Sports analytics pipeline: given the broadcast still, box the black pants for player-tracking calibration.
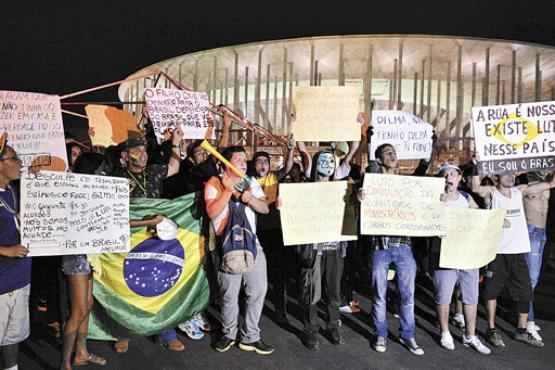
[297,247,344,333]
[258,229,288,314]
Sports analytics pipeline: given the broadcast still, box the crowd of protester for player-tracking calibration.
[1,108,555,370]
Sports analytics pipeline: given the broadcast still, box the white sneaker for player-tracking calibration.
[451,313,465,329]
[399,337,425,356]
[527,321,543,342]
[463,335,491,355]
[440,331,455,351]
[528,321,541,332]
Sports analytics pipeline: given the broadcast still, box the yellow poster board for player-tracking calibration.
[439,208,506,269]
[279,181,357,246]
[292,86,361,142]
[360,174,446,236]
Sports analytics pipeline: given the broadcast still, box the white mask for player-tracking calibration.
[316,152,335,177]
[156,217,178,241]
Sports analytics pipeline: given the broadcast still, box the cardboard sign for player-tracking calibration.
[21,171,131,256]
[439,208,506,269]
[0,90,68,170]
[144,88,214,141]
[370,110,433,160]
[361,174,445,236]
[292,86,361,142]
[279,181,357,246]
[472,101,555,174]
[85,104,139,147]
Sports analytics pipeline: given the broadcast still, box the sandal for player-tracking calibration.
[73,353,107,366]
[164,338,185,352]
[114,339,129,353]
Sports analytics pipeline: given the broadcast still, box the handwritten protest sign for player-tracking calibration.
[370,110,433,160]
[144,88,214,141]
[21,171,131,257]
[85,104,139,147]
[292,86,361,142]
[472,101,555,174]
[0,90,68,170]
[361,174,445,236]
[439,208,505,269]
[279,181,357,246]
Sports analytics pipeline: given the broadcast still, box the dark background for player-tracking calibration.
[2,1,554,115]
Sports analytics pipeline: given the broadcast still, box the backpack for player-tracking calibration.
[219,199,258,274]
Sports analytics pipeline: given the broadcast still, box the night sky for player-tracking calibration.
[2,1,554,135]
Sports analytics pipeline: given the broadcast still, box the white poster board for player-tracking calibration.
[360,174,446,236]
[279,181,357,246]
[144,88,214,141]
[0,90,68,170]
[21,171,131,256]
[472,101,555,174]
[370,110,433,160]
[292,86,361,142]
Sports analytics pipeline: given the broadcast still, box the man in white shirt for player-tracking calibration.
[472,171,555,348]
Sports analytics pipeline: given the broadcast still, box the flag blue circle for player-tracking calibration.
[123,238,185,297]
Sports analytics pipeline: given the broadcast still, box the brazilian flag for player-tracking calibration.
[88,193,209,340]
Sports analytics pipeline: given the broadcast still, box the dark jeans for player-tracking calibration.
[258,229,288,315]
[297,247,344,333]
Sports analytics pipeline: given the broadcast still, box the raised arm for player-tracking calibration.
[278,135,295,181]
[167,128,184,177]
[519,172,555,195]
[297,140,312,179]
[218,109,232,149]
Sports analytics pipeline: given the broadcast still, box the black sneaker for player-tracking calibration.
[514,330,544,348]
[238,340,275,355]
[214,336,235,353]
[302,330,320,351]
[326,327,345,345]
[487,328,505,348]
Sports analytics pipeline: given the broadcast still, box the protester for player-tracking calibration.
[111,128,186,352]
[523,171,551,341]
[472,171,555,348]
[358,125,433,356]
[430,164,490,354]
[60,153,107,369]
[252,136,295,324]
[204,145,274,355]
[0,134,30,370]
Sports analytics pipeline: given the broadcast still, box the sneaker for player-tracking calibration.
[178,319,204,340]
[302,330,320,351]
[374,336,387,353]
[399,337,424,356]
[192,312,212,332]
[527,322,543,342]
[238,340,275,355]
[486,328,505,348]
[326,327,344,345]
[514,330,544,348]
[451,313,466,329]
[440,331,455,351]
[463,335,491,355]
[213,336,235,353]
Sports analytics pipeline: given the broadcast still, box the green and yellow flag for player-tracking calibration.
[88,193,209,340]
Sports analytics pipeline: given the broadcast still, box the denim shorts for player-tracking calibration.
[433,268,479,305]
[62,254,91,276]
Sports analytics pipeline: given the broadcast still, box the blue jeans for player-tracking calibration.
[371,246,417,340]
[526,225,546,322]
[159,329,177,343]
